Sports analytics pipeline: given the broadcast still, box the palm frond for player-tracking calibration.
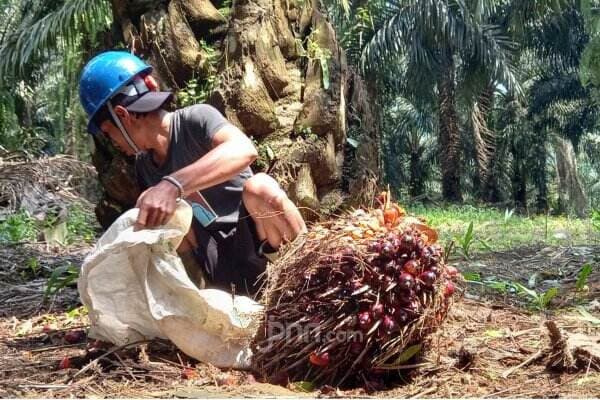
[359,0,519,94]
[0,0,111,80]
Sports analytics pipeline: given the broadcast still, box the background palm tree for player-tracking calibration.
[382,95,437,198]
[0,0,111,156]
[360,0,520,202]
[1,0,599,220]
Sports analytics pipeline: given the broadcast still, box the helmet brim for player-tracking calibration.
[86,91,173,134]
[125,91,173,113]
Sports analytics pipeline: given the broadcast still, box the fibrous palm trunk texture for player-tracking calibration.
[91,0,380,228]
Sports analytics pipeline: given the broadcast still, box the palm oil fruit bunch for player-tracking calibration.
[253,199,459,388]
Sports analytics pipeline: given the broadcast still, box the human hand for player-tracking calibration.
[134,180,180,230]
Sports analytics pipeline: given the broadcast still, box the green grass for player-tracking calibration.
[407,204,599,255]
[0,210,38,242]
[0,204,98,245]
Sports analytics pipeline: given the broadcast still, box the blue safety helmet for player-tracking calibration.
[79,51,171,134]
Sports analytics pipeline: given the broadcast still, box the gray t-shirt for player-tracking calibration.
[135,104,253,229]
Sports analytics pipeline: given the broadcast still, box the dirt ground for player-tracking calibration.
[0,242,598,398]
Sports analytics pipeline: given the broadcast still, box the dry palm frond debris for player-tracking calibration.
[0,155,97,211]
[545,320,600,371]
[252,192,461,388]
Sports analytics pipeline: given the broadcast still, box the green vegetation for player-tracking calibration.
[592,209,600,231]
[65,205,97,243]
[461,262,597,312]
[177,40,220,107]
[465,272,560,311]
[0,204,97,244]
[44,262,79,299]
[322,0,600,216]
[298,30,332,89]
[576,264,593,291]
[0,0,111,157]
[408,204,598,254]
[0,210,37,242]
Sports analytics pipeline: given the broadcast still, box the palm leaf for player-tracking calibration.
[359,0,520,95]
[0,0,112,80]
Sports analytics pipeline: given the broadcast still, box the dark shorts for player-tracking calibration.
[191,204,267,296]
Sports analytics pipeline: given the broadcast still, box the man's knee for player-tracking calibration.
[243,173,286,206]
[177,227,198,253]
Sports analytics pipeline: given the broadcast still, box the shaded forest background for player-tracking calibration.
[1,0,600,224]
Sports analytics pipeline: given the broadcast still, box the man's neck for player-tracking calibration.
[148,109,172,166]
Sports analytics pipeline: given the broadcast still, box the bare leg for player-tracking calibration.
[177,226,205,288]
[177,227,199,254]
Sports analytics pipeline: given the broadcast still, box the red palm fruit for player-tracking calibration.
[428,265,441,276]
[384,260,397,275]
[309,351,330,367]
[377,328,390,340]
[181,367,199,380]
[367,267,381,286]
[415,237,425,253]
[420,245,439,265]
[400,234,415,251]
[382,315,396,333]
[350,279,363,291]
[367,241,383,253]
[383,207,399,225]
[419,271,437,288]
[444,281,455,297]
[340,263,354,277]
[358,311,372,329]
[319,255,334,265]
[58,357,71,370]
[386,232,397,241]
[446,266,459,278]
[64,330,85,344]
[347,315,358,328]
[341,247,355,263]
[402,259,419,275]
[397,288,414,304]
[350,341,364,354]
[381,243,394,258]
[397,272,415,290]
[371,303,384,319]
[394,309,409,324]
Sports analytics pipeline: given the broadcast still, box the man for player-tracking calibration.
[79,51,306,294]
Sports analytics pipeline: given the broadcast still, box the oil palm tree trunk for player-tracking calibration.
[532,128,548,213]
[91,0,380,227]
[472,84,498,202]
[511,143,527,211]
[438,54,462,202]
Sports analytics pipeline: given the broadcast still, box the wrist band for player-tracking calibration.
[161,175,184,200]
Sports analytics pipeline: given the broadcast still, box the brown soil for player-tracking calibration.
[1,243,598,398]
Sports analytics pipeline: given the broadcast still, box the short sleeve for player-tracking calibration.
[182,104,232,148]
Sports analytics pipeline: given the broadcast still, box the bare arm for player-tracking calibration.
[169,124,257,195]
[135,124,257,228]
